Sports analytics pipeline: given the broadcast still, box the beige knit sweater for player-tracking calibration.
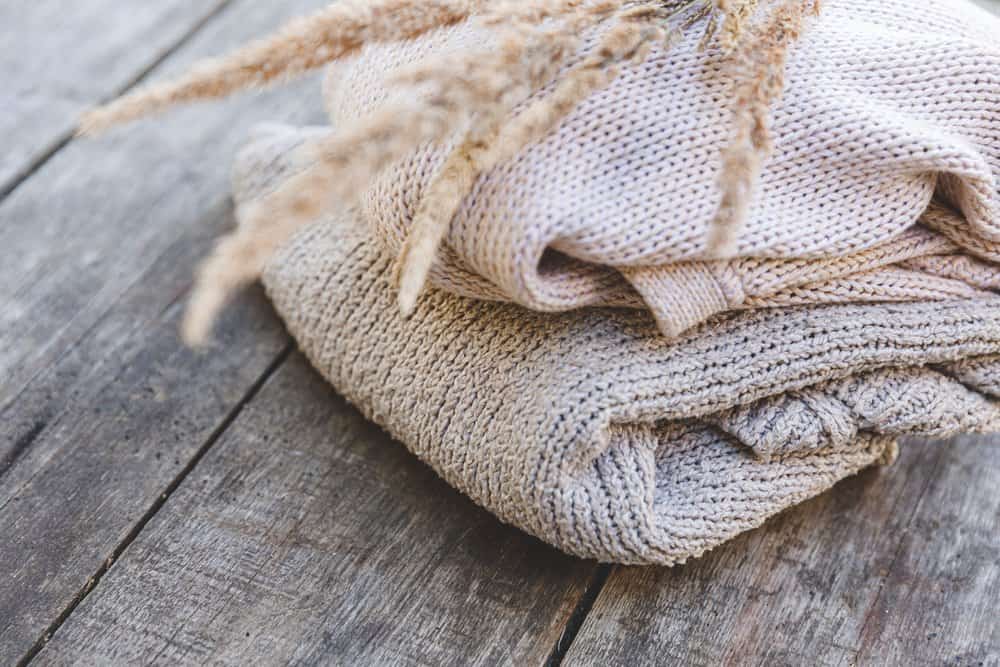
[323,0,1000,336]
[237,125,1000,564]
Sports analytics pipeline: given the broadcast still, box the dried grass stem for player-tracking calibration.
[81,0,819,343]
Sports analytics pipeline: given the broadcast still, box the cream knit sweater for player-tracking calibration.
[323,0,1000,336]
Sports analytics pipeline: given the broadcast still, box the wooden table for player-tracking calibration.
[2,2,999,665]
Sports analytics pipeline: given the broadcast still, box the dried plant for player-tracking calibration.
[81,0,819,344]
[79,0,484,134]
[707,0,820,258]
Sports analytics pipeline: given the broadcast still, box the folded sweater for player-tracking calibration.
[84,0,1000,565]
[241,125,1000,564]
[323,0,1000,335]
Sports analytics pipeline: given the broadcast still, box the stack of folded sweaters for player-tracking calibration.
[92,0,1000,564]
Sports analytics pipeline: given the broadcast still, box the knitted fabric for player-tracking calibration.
[321,0,1000,336]
[236,127,1000,565]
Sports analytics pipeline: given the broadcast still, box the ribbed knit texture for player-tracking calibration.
[321,0,1000,336]
[236,124,1000,564]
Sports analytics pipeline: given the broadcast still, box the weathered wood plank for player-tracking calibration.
[0,0,230,197]
[0,0,334,660]
[562,438,1000,666]
[31,355,593,667]
[0,1,326,420]
[854,435,1000,665]
[0,208,289,662]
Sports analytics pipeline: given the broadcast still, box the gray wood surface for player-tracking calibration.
[2,1,1000,666]
[32,356,592,666]
[0,0,329,659]
[0,0,230,197]
[563,438,1000,666]
[854,435,1000,665]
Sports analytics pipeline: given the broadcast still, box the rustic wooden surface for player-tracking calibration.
[33,357,592,666]
[2,2,999,666]
[564,438,1000,667]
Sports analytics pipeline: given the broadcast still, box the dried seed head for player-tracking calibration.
[82,0,819,343]
[79,0,483,135]
[705,0,820,258]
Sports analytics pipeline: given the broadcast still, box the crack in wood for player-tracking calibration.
[1,418,51,480]
[545,564,613,667]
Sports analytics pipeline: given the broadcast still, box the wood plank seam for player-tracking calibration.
[0,0,235,203]
[545,564,613,667]
[1,420,47,481]
[25,351,594,665]
[14,343,294,667]
[1,2,328,655]
[0,237,185,475]
[0,198,227,455]
[0,193,235,423]
[557,438,988,664]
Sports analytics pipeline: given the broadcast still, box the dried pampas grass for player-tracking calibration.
[708,0,820,258]
[81,0,820,345]
[79,0,484,134]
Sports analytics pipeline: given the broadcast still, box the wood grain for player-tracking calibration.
[0,0,230,197]
[3,1,1000,665]
[0,1,326,420]
[0,206,288,662]
[564,438,999,666]
[854,435,1000,665]
[0,1,331,660]
[32,355,593,667]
